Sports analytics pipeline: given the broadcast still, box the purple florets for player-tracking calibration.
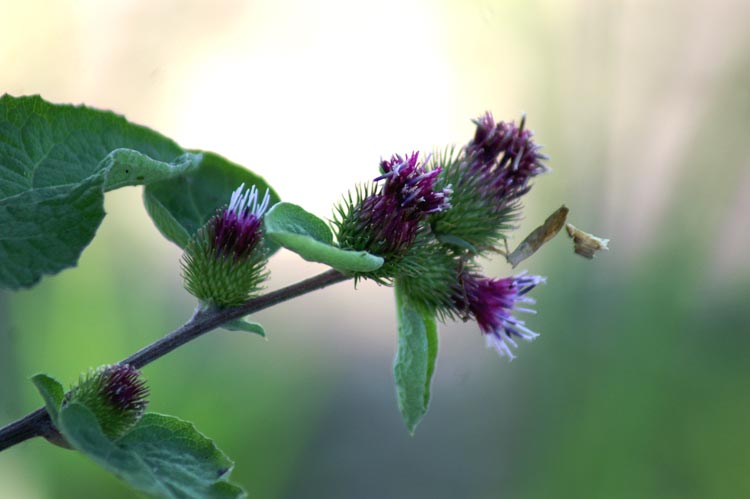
[352,152,451,257]
[212,184,270,260]
[453,270,545,360]
[101,364,149,415]
[465,113,549,204]
[376,152,452,215]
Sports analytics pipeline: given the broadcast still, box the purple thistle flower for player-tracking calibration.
[466,112,549,204]
[454,270,545,360]
[341,152,451,258]
[211,183,270,260]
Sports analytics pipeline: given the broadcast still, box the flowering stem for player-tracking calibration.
[0,268,350,452]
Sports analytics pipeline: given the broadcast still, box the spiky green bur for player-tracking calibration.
[430,114,549,254]
[182,223,268,307]
[430,146,519,252]
[333,184,402,282]
[394,237,462,317]
[63,364,149,440]
[182,184,270,307]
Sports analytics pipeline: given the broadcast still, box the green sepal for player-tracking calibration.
[264,202,384,272]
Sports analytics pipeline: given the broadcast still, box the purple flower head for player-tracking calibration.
[100,364,149,416]
[211,184,271,260]
[466,112,549,204]
[376,152,452,215]
[454,270,545,360]
[353,152,451,256]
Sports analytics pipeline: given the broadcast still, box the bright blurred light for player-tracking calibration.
[167,0,457,215]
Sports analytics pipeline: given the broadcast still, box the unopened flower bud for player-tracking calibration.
[64,364,149,439]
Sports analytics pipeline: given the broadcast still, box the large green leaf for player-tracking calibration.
[0,94,189,289]
[393,281,439,434]
[0,95,280,289]
[264,202,383,272]
[57,402,246,499]
[143,151,281,253]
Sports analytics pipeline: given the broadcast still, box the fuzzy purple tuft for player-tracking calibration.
[212,184,270,260]
[376,152,452,215]
[465,112,548,205]
[454,270,545,360]
[101,364,149,415]
[356,152,451,256]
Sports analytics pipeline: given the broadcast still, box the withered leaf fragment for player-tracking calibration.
[507,205,569,267]
[566,223,610,259]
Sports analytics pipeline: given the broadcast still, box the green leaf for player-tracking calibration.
[0,95,281,289]
[0,171,107,289]
[222,319,266,337]
[393,281,439,434]
[264,202,384,272]
[264,202,334,244]
[31,373,65,423]
[0,94,188,289]
[58,402,246,499]
[424,312,438,409]
[143,151,281,253]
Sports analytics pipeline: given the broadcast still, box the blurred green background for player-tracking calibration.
[1,0,748,497]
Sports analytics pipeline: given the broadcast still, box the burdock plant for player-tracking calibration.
[0,95,606,498]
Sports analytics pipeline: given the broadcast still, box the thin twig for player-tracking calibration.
[0,268,349,452]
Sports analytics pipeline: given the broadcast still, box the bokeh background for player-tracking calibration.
[1,0,748,497]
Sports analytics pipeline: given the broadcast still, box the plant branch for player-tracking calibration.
[0,268,350,452]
